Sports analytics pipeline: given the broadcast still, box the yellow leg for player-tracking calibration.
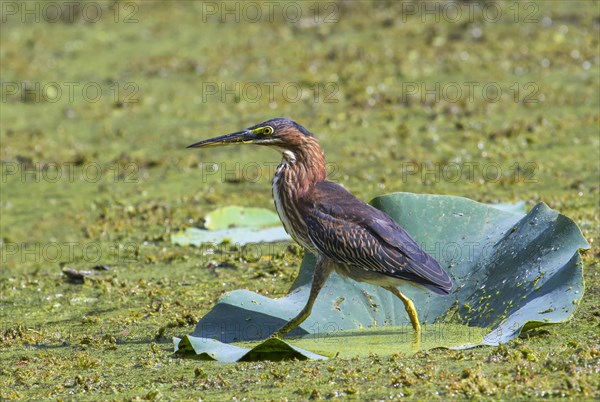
[386,287,421,332]
[272,258,333,339]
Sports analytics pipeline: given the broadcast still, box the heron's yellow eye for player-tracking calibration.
[263,126,274,135]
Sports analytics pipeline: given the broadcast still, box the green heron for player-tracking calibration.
[188,118,452,338]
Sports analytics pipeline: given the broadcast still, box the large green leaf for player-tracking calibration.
[204,206,282,230]
[171,226,290,246]
[176,193,589,361]
[171,206,291,246]
[174,336,327,361]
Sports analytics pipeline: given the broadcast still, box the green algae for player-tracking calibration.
[1,1,599,400]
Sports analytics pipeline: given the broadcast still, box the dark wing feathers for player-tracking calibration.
[302,181,452,295]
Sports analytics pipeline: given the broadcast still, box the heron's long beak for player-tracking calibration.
[186,130,256,148]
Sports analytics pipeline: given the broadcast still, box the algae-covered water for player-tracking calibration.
[1,1,598,400]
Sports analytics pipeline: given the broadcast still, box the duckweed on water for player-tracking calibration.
[1,1,598,400]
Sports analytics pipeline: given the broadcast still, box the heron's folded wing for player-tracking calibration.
[303,181,452,294]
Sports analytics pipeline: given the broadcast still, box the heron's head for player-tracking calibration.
[187,118,314,151]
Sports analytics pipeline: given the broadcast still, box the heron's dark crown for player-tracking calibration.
[248,118,314,137]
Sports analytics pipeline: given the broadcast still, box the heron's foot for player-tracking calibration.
[270,310,310,339]
[269,326,290,340]
[410,327,421,351]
